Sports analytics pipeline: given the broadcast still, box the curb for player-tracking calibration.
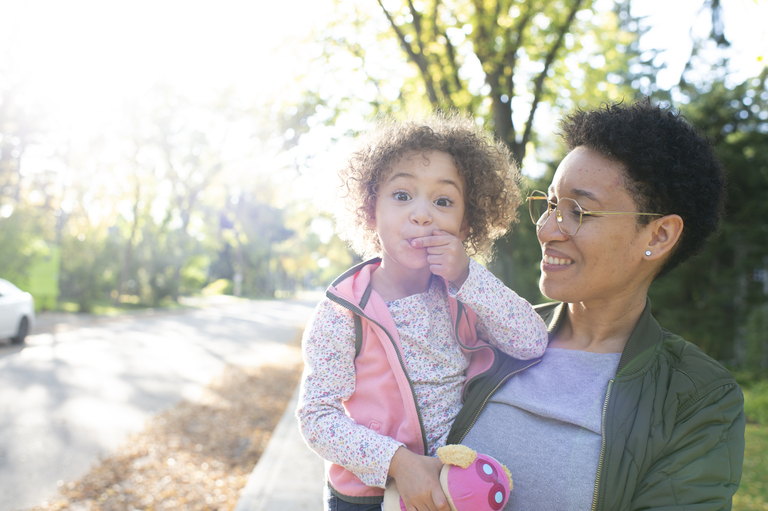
[235,384,325,511]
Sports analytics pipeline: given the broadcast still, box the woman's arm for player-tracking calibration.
[451,259,548,360]
[630,382,745,510]
[296,298,403,488]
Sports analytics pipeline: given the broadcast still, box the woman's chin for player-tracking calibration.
[539,277,571,303]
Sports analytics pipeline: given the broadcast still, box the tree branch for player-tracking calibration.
[442,31,464,105]
[376,0,440,107]
[521,0,584,151]
[408,0,423,43]
[432,0,440,41]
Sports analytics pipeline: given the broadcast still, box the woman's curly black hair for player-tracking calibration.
[335,112,521,259]
[560,98,727,279]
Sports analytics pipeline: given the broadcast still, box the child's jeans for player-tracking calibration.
[324,485,383,511]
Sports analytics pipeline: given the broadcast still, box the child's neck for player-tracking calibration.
[370,263,433,302]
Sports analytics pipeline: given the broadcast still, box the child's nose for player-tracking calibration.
[410,202,432,225]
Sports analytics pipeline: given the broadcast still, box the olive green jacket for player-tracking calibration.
[447,299,746,511]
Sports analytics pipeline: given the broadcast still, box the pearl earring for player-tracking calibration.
[645,250,652,256]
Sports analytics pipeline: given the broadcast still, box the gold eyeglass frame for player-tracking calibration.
[527,190,663,236]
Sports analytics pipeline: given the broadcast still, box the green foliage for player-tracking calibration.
[59,227,121,313]
[275,204,355,290]
[201,278,233,296]
[180,255,211,295]
[743,381,768,426]
[745,304,768,373]
[325,0,641,163]
[22,242,60,311]
[0,205,49,284]
[649,70,768,364]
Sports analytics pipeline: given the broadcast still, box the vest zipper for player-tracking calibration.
[326,294,430,455]
[591,379,614,511]
[457,359,541,444]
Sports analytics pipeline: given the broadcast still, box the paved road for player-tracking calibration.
[0,297,318,511]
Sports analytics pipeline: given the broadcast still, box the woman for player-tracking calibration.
[447,99,745,511]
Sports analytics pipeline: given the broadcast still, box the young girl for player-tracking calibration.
[296,114,548,511]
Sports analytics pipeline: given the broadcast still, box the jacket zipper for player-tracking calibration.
[457,359,541,444]
[591,379,614,511]
[326,294,430,454]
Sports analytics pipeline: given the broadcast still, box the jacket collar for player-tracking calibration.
[616,297,664,375]
[328,257,381,311]
[535,297,664,377]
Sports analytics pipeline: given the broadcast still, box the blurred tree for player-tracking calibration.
[0,81,38,205]
[0,205,49,284]
[141,86,226,302]
[325,0,648,161]
[0,74,50,285]
[59,226,121,313]
[222,189,293,298]
[650,69,768,365]
[276,204,355,291]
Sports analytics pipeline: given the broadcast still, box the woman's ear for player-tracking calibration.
[644,214,684,260]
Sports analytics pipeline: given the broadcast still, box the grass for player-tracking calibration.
[734,424,768,510]
[734,377,768,510]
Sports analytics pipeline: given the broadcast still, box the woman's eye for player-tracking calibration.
[394,191,410,201]
[434,197,453,207]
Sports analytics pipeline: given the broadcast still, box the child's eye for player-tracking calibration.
[434,197,453,207]
[394,191,411,201]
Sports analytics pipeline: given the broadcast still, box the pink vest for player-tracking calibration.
[325,259,498,501]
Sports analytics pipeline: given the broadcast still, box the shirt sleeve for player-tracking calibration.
[295,298,404,489]
[448,259,548,360]
[629,382,745,510]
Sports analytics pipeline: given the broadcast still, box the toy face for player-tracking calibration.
[475,455,507,510]
[445,453,510,511]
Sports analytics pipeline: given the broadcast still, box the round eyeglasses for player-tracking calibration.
[527,190,663,236]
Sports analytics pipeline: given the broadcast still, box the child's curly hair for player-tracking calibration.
[335,112,521,259]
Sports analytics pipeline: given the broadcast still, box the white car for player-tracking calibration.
[0,278,35,344]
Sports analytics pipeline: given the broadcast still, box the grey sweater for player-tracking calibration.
[462,348,620,511]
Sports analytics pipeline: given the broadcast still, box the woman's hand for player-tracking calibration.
[388,447,449,511]
[411,229,470,288]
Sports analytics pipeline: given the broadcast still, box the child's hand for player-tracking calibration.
[388,447,449,511]
[411,229,470,288]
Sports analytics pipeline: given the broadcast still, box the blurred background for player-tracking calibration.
[1,0,766,370]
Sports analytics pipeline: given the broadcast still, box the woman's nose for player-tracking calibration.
[536,210,568,242]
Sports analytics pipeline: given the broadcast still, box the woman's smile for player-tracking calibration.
[543,254,574,267]
[541,247,575,270]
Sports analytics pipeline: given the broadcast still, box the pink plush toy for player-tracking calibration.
[382,445,513,511]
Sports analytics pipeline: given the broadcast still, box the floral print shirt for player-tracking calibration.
[297,259,548,488]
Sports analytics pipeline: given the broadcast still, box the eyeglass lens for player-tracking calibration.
[529,192,583,236]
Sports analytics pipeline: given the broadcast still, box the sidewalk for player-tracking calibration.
[235,385,325,511]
